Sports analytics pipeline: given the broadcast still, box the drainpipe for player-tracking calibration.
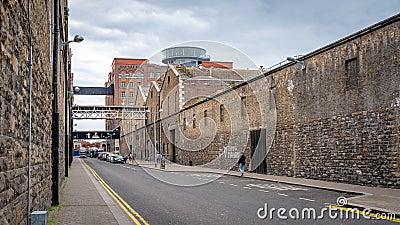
[27,0,33,223]
[64,3,70,177]
[51,0,60,206]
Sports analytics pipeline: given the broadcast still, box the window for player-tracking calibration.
[156,72,160,78]
[121,72,126,77]
[168,76,170,84]
[121,92,126,97]
[129,102,135,106]
[183,118,187,130]
[345,57,359,90]
[129,72,133,77]
[150,72,154,78]
[121,102,125,106]
[137,73,141,77]
[129,82,134,88]
[220,104,224,122]
[129,92,134,98]
[121,82,126,88]
[241,97,246,117]
[193,114,196,128]
[137,82,141,87]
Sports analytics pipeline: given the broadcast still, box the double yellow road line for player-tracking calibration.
[82,159,150,225]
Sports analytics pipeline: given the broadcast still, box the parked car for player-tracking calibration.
[98,152,106,160]
[107,154,115,162]
[101,152,110,161]
[78,148,87,158]
[111,155,124,163]
[90,148,99,158]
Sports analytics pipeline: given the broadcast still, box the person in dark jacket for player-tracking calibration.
[238,153,246,177]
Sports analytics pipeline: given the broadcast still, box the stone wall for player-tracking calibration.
[0,1,68,224]
[264,15,400,188]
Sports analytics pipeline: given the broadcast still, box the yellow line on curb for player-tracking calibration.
[81,159,150,225]
[328,205,400,223]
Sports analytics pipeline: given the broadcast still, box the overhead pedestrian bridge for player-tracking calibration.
[72,105,147,120]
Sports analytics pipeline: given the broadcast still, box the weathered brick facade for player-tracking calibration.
[1,1,68,224]
[141,14,400,188]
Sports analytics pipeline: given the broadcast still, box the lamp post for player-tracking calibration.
[128,121,138,162]
[133,122,138,160]
[63,34,84,178]
[146,109,163,167]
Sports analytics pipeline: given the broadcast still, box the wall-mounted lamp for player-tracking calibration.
[287,56,306,70]
[62,34,84,47]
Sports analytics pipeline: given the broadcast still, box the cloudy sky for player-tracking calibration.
[68,0,399,131]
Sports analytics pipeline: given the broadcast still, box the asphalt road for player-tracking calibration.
[84,158,396,225]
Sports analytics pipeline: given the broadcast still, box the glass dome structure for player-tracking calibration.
[161,46,210,65]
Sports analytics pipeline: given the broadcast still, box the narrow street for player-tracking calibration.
[84,158,394,225]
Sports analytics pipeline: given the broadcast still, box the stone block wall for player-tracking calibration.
[1,1,68,224]
[264,15,400,188]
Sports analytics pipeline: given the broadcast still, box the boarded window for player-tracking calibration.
[345,58,359,89]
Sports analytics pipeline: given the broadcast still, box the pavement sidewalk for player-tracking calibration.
[48,158,132,225]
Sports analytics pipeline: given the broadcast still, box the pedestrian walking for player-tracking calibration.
[238,152,246,177]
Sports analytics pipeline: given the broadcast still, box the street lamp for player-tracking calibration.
[287,56,306,70]
[63,34,84,177]
[146,109,163,167]
[62,34,84,47]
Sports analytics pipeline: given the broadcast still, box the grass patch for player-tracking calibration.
[48,203,63,212]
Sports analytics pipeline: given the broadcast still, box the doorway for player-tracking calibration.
[250,129,267,173]
[170,129,176,163]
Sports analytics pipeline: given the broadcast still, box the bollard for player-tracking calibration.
[160,158,165,169]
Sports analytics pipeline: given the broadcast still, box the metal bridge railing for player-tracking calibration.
[72,105,147,120]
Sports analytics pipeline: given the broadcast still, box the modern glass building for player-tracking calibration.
[161,46,210,65]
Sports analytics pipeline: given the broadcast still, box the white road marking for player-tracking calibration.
[219,181,225,184]
[243,187,252,189]
[299,197,315,202]
[259,190,269,193]
[277,193,288,197]
[230,184,238,187]
[247,183,308,191]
